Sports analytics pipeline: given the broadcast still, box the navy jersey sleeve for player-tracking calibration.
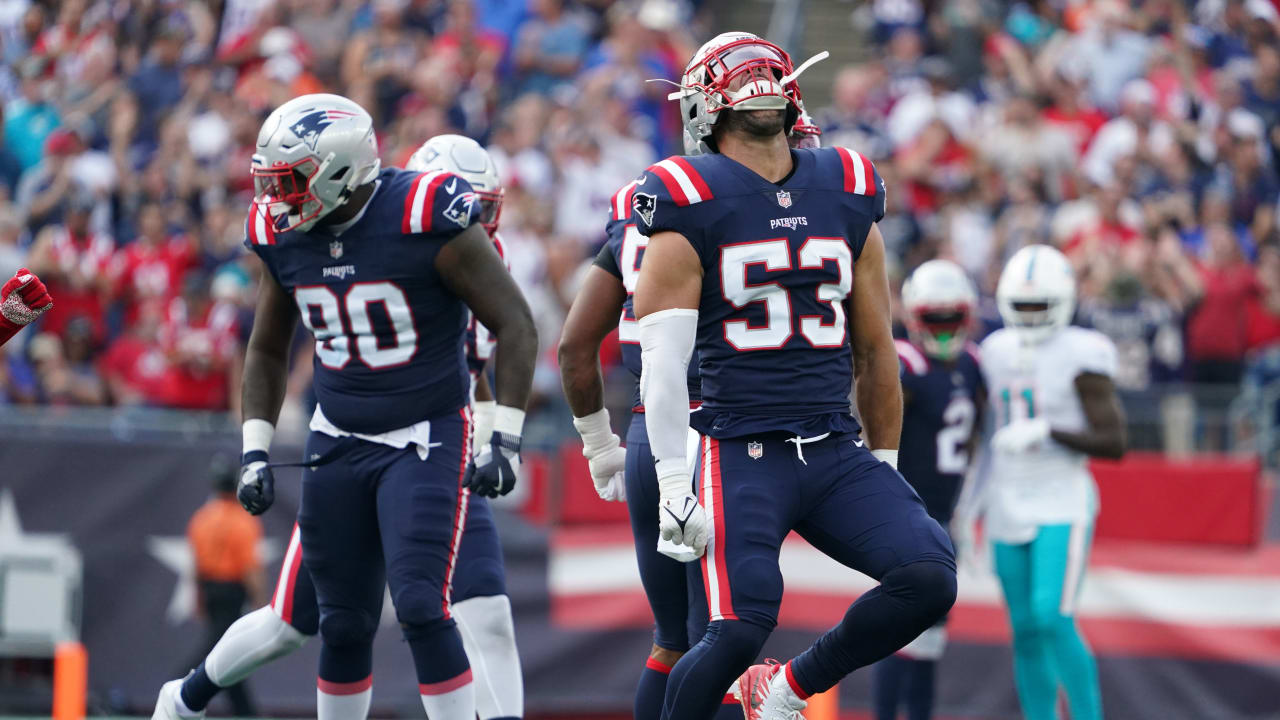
[829,147,886,260]
[401,171,481,238]
[242,205,285,286]
[631,157,714,264]
[594,239,622,278]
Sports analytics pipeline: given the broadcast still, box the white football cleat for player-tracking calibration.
[152,677,203,720]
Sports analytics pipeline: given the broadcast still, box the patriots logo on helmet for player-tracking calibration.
[633,192,657,226]
[291,109,356,152]
[443,191,479,228]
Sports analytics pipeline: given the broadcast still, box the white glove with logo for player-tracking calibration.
[573,408,627,502]
[657,461,707,560]
[991,418,1051,454]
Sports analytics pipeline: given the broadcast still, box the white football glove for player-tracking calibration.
[991,418,1051,454]
[658,464,707,559]
[573,409,627,502]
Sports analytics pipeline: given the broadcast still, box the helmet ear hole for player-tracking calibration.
[331,166,349,181]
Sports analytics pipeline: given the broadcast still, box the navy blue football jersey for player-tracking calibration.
[464,232,507,380]
[600,181,701,410]
[245,167,482,434]
[632,148,886,439]
[895,339,984,525]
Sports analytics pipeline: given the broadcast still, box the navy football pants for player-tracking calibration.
[298,411,474,690]
[663,432,957,720]
[271,489,507,638]
[626,413,710,653]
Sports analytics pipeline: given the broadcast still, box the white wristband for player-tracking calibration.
[872,448,898,470]
[494,405,526,438]
[655,458,693,499]
[242,418,275,455]
[572,408,614,452]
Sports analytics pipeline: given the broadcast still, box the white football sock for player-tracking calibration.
[420,669,475,719]
[204,606,311,687]
[452,594,524,720]
[318,680,372,720]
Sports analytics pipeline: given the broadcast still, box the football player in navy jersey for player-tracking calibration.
[873,259,985,720]
[557,111,822,720]
[630,33,956,720]
[227,95,534,720]
[152,133,529,720]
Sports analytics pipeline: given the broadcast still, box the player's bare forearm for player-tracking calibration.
[1050,372,1127,459]
[633,232,702,318]
[855,341,903,449]
[849,225,902,449]
[438,224,537,410]
[241,270,298,424]
[558,266,626,416]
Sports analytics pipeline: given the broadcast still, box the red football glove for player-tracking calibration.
[0,268,53,346]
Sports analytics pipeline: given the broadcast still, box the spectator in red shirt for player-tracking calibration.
[156,273,239,411]
[113,201,196,328]
[25,192,114,342]
[1186,222,1256,385]
[99,303,167,406]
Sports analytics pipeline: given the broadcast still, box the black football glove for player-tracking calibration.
[463,431,521,498]
[238,450,275,515]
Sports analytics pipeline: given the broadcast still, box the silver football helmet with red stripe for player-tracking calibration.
[251,94,381,233]
[901,259,977,360]
[407,134,503,237]
[668,32,827,155]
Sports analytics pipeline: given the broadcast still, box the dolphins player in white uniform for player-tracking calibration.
[969,244,1125,720]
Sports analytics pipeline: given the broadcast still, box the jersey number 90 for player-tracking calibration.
[295,282,418,370]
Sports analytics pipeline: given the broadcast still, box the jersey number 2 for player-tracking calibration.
[936,396,975,474]
[295,283,418,370]
[721,238,852,350]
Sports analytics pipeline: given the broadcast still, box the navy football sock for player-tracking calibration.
[662,620,769,720]
[789,560,956,695]
[872,656,908,720]
[635,657,672,720]
[904,658,936,720]
[179,662,221,712]
[403,618,471,685]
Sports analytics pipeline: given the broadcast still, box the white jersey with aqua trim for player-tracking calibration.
[979,326,1118,543]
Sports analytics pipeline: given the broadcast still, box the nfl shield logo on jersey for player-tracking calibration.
[776,190,792,208]
[747,441,763,460]
[329,240,343,259]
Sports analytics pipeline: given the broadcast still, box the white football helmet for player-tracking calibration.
[670,32,826,155]
[901,259,977,360]
[996,245,1077,345]
[406,134,503,236]
[251,94,381,233]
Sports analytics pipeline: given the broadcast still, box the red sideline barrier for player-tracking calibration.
[1092,452,1263,547]
[555,443,630,525]
[546,444,1266,546]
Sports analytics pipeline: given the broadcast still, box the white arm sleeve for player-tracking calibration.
[638,308,698,496]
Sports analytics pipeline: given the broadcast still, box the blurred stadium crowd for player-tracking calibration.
[0,0,1277,450]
